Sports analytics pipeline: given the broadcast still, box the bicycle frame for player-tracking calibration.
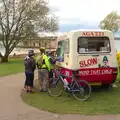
[59,74,80,92]
[54,68,82,92]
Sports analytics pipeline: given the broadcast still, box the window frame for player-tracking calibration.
[64,38,70,54]
[57,38,70,56]
[77,36,111,54]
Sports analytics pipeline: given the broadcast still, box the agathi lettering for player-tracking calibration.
[82,32,104,36]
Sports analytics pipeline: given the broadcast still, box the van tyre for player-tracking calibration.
[102,84,111,89]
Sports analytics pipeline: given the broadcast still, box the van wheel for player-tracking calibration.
[102,84,111,89]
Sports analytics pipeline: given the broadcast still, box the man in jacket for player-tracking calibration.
[36,47,50,92]
[47,51,56,79]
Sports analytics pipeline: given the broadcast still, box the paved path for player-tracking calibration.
[0,73,120,120]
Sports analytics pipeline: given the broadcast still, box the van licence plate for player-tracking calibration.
[89,82,101,86]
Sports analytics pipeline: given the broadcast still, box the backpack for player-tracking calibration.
[36,56,43,69]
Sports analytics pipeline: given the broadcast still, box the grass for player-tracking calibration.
[23,76,120,115]
[0,58,24,76]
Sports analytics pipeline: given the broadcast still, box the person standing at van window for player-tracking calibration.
[24,50,36,93]
[47,51,56,79]
[36,47,50,92]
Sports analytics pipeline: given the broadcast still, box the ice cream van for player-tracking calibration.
[56,29,118,87]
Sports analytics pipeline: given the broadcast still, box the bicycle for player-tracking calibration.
[47,69,92,101]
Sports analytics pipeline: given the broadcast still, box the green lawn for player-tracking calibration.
[0,58,24,76]
[23,80,120,115]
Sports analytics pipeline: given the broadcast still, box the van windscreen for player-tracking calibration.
[77,37,111,54]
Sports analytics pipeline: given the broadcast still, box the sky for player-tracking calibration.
[48,0,120,35]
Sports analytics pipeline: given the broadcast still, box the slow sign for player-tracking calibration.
[79,57,97,67]
[82,32,104,36]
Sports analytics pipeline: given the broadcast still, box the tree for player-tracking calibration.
[24,21,38,38]
[0,0,59,62]
[99,11,120,32]
[23,21,38,47]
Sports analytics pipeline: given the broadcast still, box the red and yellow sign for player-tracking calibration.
[82,32,104,36]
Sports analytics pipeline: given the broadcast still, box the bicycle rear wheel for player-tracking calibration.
[47,77,64,97]
[72,80,91,101]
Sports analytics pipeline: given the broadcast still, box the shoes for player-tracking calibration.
[29,91,34,93]
[44,90,47,92]
[40,89,47,92]
[40,89,44,92]
[26,90,29,92]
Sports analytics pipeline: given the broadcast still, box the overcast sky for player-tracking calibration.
[48,0,120,33]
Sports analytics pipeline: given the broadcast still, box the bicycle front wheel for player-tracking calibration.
[72,80,91,101]
[47,77,64,97]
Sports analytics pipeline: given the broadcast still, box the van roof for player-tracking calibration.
[70,29,112,33]
[57,29,113,41]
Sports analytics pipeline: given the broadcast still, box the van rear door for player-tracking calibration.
[77,36,116,84]
[78,36,112,68]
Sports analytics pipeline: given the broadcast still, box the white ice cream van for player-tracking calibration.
[56,29,118,86]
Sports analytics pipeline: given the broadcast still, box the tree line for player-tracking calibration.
[99,10,120,33]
